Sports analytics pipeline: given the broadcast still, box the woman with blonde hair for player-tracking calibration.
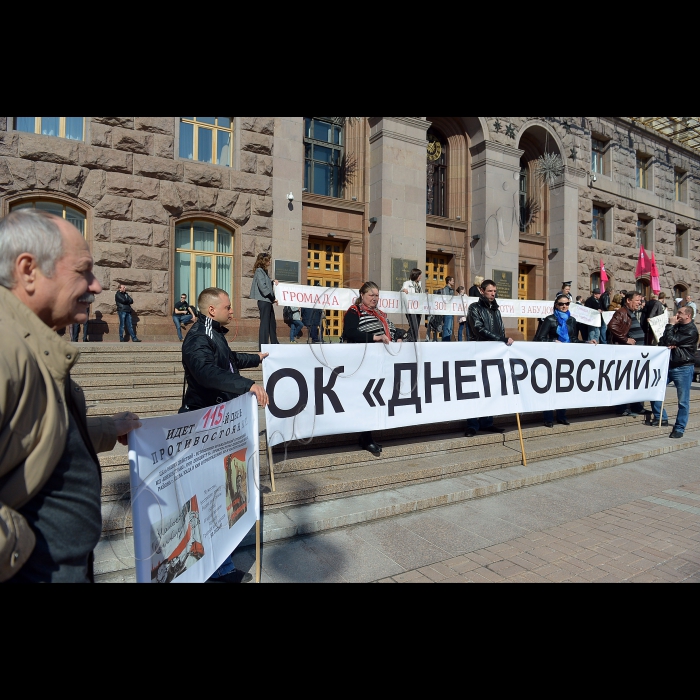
[250,253,279,350]
[609,294,623,311]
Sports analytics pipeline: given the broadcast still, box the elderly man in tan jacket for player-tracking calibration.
[0,210,141,584]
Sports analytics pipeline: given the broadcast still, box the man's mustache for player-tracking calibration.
[78,294,96,305]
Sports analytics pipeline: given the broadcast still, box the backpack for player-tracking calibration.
[283,307,294,326]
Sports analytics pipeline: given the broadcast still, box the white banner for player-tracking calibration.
[276,284,602,327]
[128,394,260,584]
[649,312,671,343]
[263,343,670,447]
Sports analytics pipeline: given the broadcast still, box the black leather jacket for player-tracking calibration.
[660,322,699,368]
[533,315,581,343]
[115,291,134,314]
[181,313,261,412]
[468,296,506,343]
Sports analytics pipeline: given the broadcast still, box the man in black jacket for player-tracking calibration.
[649,307,699,439]
[465,280,514,438]
[115,285,141,343]
[584,289,602,343]
[181,287,269,584]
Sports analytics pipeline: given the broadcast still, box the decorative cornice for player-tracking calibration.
[369,129,428,148]
[302,192,366,212]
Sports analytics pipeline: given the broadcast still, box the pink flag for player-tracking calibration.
[635,246,651,279]
[650,253,661,295]
[600,260,609,294]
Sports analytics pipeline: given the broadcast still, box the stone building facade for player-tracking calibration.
[1,116,698,341]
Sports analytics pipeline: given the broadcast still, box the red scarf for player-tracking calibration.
[359,303,391,338]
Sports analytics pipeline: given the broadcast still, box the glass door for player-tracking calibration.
[307,239,344,338]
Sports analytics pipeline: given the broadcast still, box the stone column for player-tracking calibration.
[368,117,430,292]
[271,117,304,275]
[470,140,523,327]
[549,172,582,300]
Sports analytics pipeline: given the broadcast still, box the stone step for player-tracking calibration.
[88,399,183,419]
[85,386,186,402]
[94,430,700,581]
[75,342,260,353]
[97,416,700,536]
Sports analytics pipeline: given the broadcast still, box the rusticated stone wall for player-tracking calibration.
[0,116,275,339]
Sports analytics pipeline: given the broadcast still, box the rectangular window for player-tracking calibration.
[636,153,652,190]
[636,219,651,249]
[675,169,687,202]
[179,117,233,167]
[592,205,608,241]
[304,117,344,198]
[591,138,609,176]
[676,227,689,258]
[14,117,85,141]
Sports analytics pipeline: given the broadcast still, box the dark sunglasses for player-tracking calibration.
[557,302,571,307]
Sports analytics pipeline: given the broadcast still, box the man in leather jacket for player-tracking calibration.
[181,287,269,583]
[465,280,514,438]
[608,292,646,417]
[650,307,699,439]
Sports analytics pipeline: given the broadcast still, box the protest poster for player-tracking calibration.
[262,343,670,447]
[648,312,671,343]
[128,393,260,584]
[276,284,602,327]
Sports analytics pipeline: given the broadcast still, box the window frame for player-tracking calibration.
[636,218,652,250]
[591,137,610,176]
[9,197,88,237]
[174,219,235,308]
[178,117,234,168]
[426,129,448,218]
[636,152,652,190]
[592,204,610,242]
[675,168,688,203]
[13,116,86,142]
[676,226,689,258]
[303,117,345,199]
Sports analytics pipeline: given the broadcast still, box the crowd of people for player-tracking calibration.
[1,208,697,584]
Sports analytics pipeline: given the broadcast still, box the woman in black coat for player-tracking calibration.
[533,295,595,428]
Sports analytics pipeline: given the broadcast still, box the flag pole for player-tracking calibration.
[265,430,276,493]
[255,520,262,584]
[516,413,528,467]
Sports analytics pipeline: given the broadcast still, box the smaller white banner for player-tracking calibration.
[276,284,602,327]
[128,394,260,584]
[648,312,671,343]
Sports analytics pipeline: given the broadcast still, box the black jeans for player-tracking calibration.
[406,315,422,343]
[258,301,279,349]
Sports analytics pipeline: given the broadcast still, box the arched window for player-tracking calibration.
[674,284,688,306]
[15,117,85,141]
[304,117,344,198]
[175,220,234,305]
[179,118,233,167]
[11,199,86,236]
[636,278,651,301]
[426,129,448,217]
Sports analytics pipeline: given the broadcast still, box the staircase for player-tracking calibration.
[78,343,700,583]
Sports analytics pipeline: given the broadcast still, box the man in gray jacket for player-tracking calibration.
[441,276,456,341]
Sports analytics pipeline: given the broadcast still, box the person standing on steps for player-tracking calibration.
[456,286,469,341]
[173,293,195,342]
[534,294,597,429]
[441,276,456,341]
[608,291,646,418]
[343,282,405,456]
[250,253,279,351]
[584,288,603,344]
[649,306,699,439]
[465,280,514,438]
[115,284,141,343]
[469,276,484,300]
[402,268,424,343]
[181,287,269,584]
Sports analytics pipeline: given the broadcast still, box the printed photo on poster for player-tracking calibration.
[224,450,248,529]
[151,496,205,584]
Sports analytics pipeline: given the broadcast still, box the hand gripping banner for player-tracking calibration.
[128,393,260,584]
[262,343,670,447]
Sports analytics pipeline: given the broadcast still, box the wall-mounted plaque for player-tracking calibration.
[392,258,418,292]
[275,260,300,284]
[492,270,514,300]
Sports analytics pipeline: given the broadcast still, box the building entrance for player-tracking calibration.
[518,264,529,338]
[307,238,344,338]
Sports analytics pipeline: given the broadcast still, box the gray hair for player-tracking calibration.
[0,209,65,289]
